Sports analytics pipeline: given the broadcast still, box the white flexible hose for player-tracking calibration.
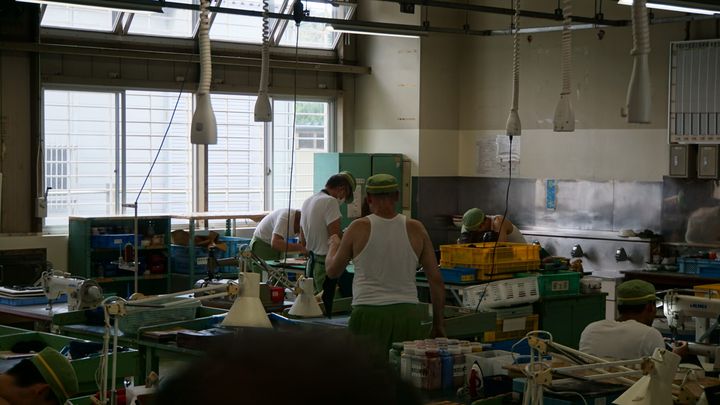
[625,0,651,123]
[505,0,521,136]
[198,0,212,96]
[631,0,651,58]
[560,0,572,96]
[259,0,270,93]
[553,0,575,132]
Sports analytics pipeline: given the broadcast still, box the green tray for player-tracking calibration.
[0,325,32,336]
[0,332,138,395]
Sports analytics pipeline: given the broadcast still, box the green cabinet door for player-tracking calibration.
[535,293,606,348]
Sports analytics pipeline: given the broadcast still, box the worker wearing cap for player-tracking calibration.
[458,208,526,244]
[0,347,79,405]
[326,174,446,351]
[580,280,687,359]
[251,208,306,261]
[300,171,356,293]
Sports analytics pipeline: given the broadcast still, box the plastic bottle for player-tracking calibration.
[389,342,403,375]
[425,350,442,390]
[449,345,465,388]
[439,348,453,391]
[400,342,415,383]
[410,346,427,389]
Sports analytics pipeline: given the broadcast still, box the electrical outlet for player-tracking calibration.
[35,197,47,218]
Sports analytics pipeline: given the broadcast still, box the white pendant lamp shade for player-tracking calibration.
[191,93,217,144]
[221,272,272,328]
[288,277,323,318]
[254,92,272,122]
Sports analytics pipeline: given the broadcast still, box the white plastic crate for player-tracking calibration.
[461,277,540,309]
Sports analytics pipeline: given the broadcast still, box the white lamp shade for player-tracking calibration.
[253,92,272,122]
[191,93,217,145]
[221,272,272,328]
[553,93,575,132]
[288,278,323,318]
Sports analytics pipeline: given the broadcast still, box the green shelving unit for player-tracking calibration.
[68,215,172,296]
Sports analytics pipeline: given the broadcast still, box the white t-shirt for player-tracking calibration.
[579,319,666,360]
[352,214,419,306]
[252,208,298,245]
[300,191,341,255]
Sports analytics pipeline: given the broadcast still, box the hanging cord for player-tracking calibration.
[133,59,192,204]
[259,0,270,98]
[283,9,302,264]
[474,136,513,312]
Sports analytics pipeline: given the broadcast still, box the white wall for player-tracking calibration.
[0,234,68,271]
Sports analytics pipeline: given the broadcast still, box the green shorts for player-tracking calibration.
[349,303,426,352]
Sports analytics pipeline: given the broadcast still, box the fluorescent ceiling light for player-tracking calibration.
[618,0,719,15]
[18,0,163,14]
[326,24,427,38]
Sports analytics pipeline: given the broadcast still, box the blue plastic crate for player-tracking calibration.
[679,258,720,276]
[91,234,135,249]
[0,295,67,306]
[440,267,477,283]
[170,237,251,275]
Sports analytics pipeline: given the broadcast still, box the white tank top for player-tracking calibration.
[352,214,420,306]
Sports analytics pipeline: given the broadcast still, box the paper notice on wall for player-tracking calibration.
[347,178,365,219]
[475,134,521,177]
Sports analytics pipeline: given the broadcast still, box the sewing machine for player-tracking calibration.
[664,290,720,370]
[40,270,103,312]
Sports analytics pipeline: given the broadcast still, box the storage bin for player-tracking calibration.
[439,243,540,274]
[516,271,580,297]
[440,267,477,283]
[693,283,720,298]
[460,277,540,309]
[118,297,200,335]
[91,234,135,249]
[679,257,720,276]
[482,315,539,343]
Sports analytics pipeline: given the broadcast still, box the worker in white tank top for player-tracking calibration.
[326,174,445,350]
[458,208,526,244]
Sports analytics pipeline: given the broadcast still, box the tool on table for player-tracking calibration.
[39,270,103,312]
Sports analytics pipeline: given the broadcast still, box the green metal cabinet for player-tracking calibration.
[314,153,403,229]
[533,293,607,349]
[68,215,172,296]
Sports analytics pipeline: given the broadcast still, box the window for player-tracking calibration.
[271,100,330,210]
[41,3,118,31]
[207,94,265,212]
[43,89,332,232]
[37,0,356,50]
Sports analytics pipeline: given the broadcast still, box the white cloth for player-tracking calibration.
[352,214,419,306]
[579,319,666,360]
[300,191,341,255]
[252,208,298,245]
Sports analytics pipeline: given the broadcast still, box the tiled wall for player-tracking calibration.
[413,177,664,247]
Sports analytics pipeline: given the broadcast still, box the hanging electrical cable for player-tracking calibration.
[625,0,651,123]
[254,0,272,122]
[191,0,218,144]
[506,0,521,137]
[553,0,574,132]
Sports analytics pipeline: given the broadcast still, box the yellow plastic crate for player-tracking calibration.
[440,243,541,275]
[482,314,539,343]
[693,283,720,298]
